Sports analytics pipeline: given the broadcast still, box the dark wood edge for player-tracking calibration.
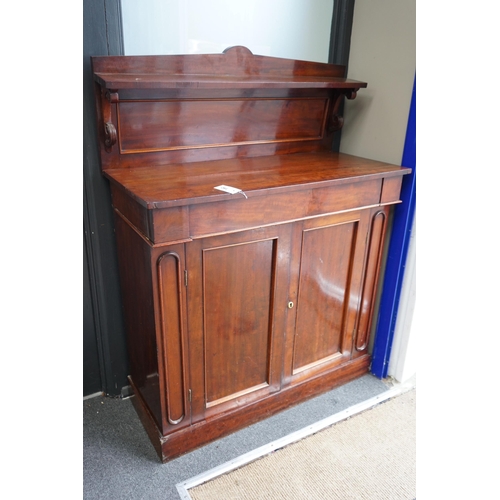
[128,376,165,460]
[130,355,370,463]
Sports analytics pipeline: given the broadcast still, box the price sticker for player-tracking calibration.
[214,185,248,198]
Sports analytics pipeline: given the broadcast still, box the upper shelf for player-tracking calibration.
[92,45,367,92]
[93,72,367,90]
[92,46,369,170]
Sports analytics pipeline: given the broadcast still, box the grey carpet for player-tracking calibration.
[83,374,389,499]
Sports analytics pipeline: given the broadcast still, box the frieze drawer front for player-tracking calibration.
[188,179,382,240]
[93,47,411,462]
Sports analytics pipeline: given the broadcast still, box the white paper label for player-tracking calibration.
[214,185,248,198]
[214,185,243,195]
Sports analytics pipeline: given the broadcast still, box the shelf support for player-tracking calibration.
[102,89,119,152]
[329,89,358,132]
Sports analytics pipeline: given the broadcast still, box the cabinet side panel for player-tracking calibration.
[203,239,275,406]
[292,221,357,372]
[113,214,162,427]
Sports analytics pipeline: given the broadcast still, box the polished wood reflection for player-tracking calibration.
[92,47,410,462]
[203,239,275,405]
[118,98,328,154]
[292,221,357,373]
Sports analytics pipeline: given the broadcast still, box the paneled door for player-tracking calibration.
[186,225,292,422]
[283,209,378,386]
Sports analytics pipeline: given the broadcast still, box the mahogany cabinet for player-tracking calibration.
[92,46,410,462]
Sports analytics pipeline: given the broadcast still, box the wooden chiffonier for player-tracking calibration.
[92,46,411,463]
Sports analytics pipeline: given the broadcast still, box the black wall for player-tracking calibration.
[329,0,356,152]
[83,0,127,397]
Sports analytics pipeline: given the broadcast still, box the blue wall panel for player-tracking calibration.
[371,76,416,378]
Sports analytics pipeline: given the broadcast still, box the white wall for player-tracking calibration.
[388,214,416,382]
[340,0,416,383]
[121,0,334,62]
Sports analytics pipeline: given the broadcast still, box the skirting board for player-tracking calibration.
[83,391,104,401]
[176,377,416,500]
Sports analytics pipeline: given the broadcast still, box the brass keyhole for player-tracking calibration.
[288,301,294,309]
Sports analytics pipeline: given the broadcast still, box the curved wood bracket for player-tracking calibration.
[104,122,117,151]
[329,89,358,133]
[102,89,119,152]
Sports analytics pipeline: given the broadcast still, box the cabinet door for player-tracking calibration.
[186,225,292,422]
[283,210,372,386]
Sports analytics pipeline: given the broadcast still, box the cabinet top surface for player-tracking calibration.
[104,151,410,209]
